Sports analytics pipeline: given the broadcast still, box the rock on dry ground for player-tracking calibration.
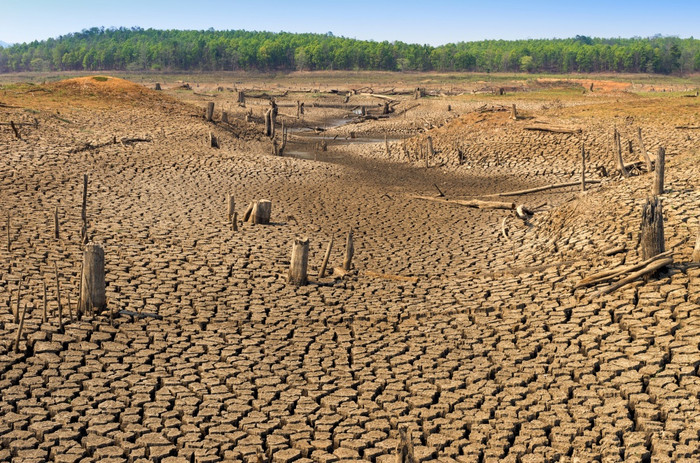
[0,75,698,462]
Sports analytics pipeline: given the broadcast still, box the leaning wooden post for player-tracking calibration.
[580,144,586,192]
[14,303,28,353]
[221,111,229,124]
[206,102,215,122]
[318,237,334,278]
[14,277,21,324]
[79,242,106,315]
[637,127,652,172]
[343,229,354,271]
[653,146,665,196]
[226,194,235,222]
[614,129,629,178]
[288,238,309,286]
[640,197,665,261]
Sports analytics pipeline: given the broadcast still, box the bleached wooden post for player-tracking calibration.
[54,206,60,239]
[318,237,334,278]
[640,197,664,261]
[247,200,271,225]
[637,128,652,172]
[14,303,28,353]
[653,146,665,196]
[226,194,235,222]
[343,229,354,271]
[79,242,106,315]
[206,102,215,122]
[511,104,517,120]
[692,225,700,263]
[288,238,309,286]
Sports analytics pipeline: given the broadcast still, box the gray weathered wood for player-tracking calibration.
[319,237,334,278]
[248,200,271,225]
[288,238,309,286]
[206,102,215,121]
[653,146,665,196]
[640,196,664,262]
[343,229,354,271]
[79,242,106,315]
[511,104,517,120]
[637,127,652,172]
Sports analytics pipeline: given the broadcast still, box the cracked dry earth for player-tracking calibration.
[1,77,699,463]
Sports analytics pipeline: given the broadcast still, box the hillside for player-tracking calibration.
[1,27,699,74]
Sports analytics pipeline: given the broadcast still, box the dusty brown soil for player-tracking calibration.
[1,75,699,463]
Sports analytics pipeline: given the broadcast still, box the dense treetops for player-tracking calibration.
[1,27,699,74]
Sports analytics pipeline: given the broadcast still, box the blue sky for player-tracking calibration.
[1,0,698,45]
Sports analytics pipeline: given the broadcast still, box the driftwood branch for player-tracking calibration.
[69,137,151,153]
[575,250,673,289]
[488,180,601,197]
[410,195,515,210]
[590,257,673,298]
[524,126,582,134]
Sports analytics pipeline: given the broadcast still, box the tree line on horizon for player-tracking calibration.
[1,27,699,75]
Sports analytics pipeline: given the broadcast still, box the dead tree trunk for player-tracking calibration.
[81,174,88,244]
[155,83,162,91]
[226,194,235,222]
[206,102,215,122]
[319,237,333,278]
[288,238,309,286]
[640,196,665,262]
[54,206,60,239]
[637,127,652,172]
[10,121,20,139]
[511,104,517,120]
[343,229,354,271]
[79,242,106,315]
[693,221,700,263]
[614,128,629,178]
[247,200,272,225]
[238,91,245,106]
[653,146,665,196]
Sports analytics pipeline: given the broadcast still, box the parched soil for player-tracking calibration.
[0,75,699,463]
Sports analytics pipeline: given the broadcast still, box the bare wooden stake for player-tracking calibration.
[288,238,310,286]
[81,174,88,244]
[264,109,272,137]
[640,196,665,264]
[206,102,215,121]
[79,242,107,315]
[653,146,665,196]
[319,237,334,278]
[637,127,652,172]
[227,194,235,222]
[54,205,60,239]
[232,211,238,232]
[14,277,21,324]
[614,129,629,178]
[6,212,10,252]
[343,229,354,271]
[693,220,700,263]
[511,104,517,120]
[10,120,21,139]
[14,303,27,353]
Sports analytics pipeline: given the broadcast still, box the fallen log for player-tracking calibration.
[488,180,602,197]
[410,195,515,210]
[524,126,582,134]
[358,93,396,101]
[590,257,673,298]
[575,250,673,289]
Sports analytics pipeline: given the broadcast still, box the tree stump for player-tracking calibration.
[209,132,220,149]
[511,104,517,120]
[264,109,272,137]
[692,222,700,263]
[640,197,664,262]
[221,111,229,124]
[54,206,60,239]
[247,200,271,225]
[206,102,215,122]
[343,229,354,271]
[288,238,309,286]
[226,194,235,222]
[79,242,107,315]
[237,91,245,105]
[637,127,652,172]
[155,83,161,91]
[653,146,665,196]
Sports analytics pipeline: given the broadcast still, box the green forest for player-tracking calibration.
[1,27,699,75]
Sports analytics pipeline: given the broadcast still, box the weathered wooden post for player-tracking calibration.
[640,196,664,261]
[614,129,629,178]
[221,111,229,124]
[264,109,272,137]
[693,222,700,263]
[155,83,162,91]
[6,212,10,252]
[79,242,106,315]
[226,194,235,222]
[653,146,665,196]
[232,212,238,231]
[288,238,309,286]
[208,132,220,148]
[14,277,21,324]
[237,91,245,106]
[396,427,416,463]
[54,262,63,331]
[511,104,517,120]
[343,229,354,271]
[54,206,60,239]
[14,303,27,353]
[637,128,652,172]
[581,144,586,192]
[246,200,272,225]
[318,237,333,278]
[206,102,215,122]
[43,278,48,324]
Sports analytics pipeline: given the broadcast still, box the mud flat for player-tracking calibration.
[0,74,699,462]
